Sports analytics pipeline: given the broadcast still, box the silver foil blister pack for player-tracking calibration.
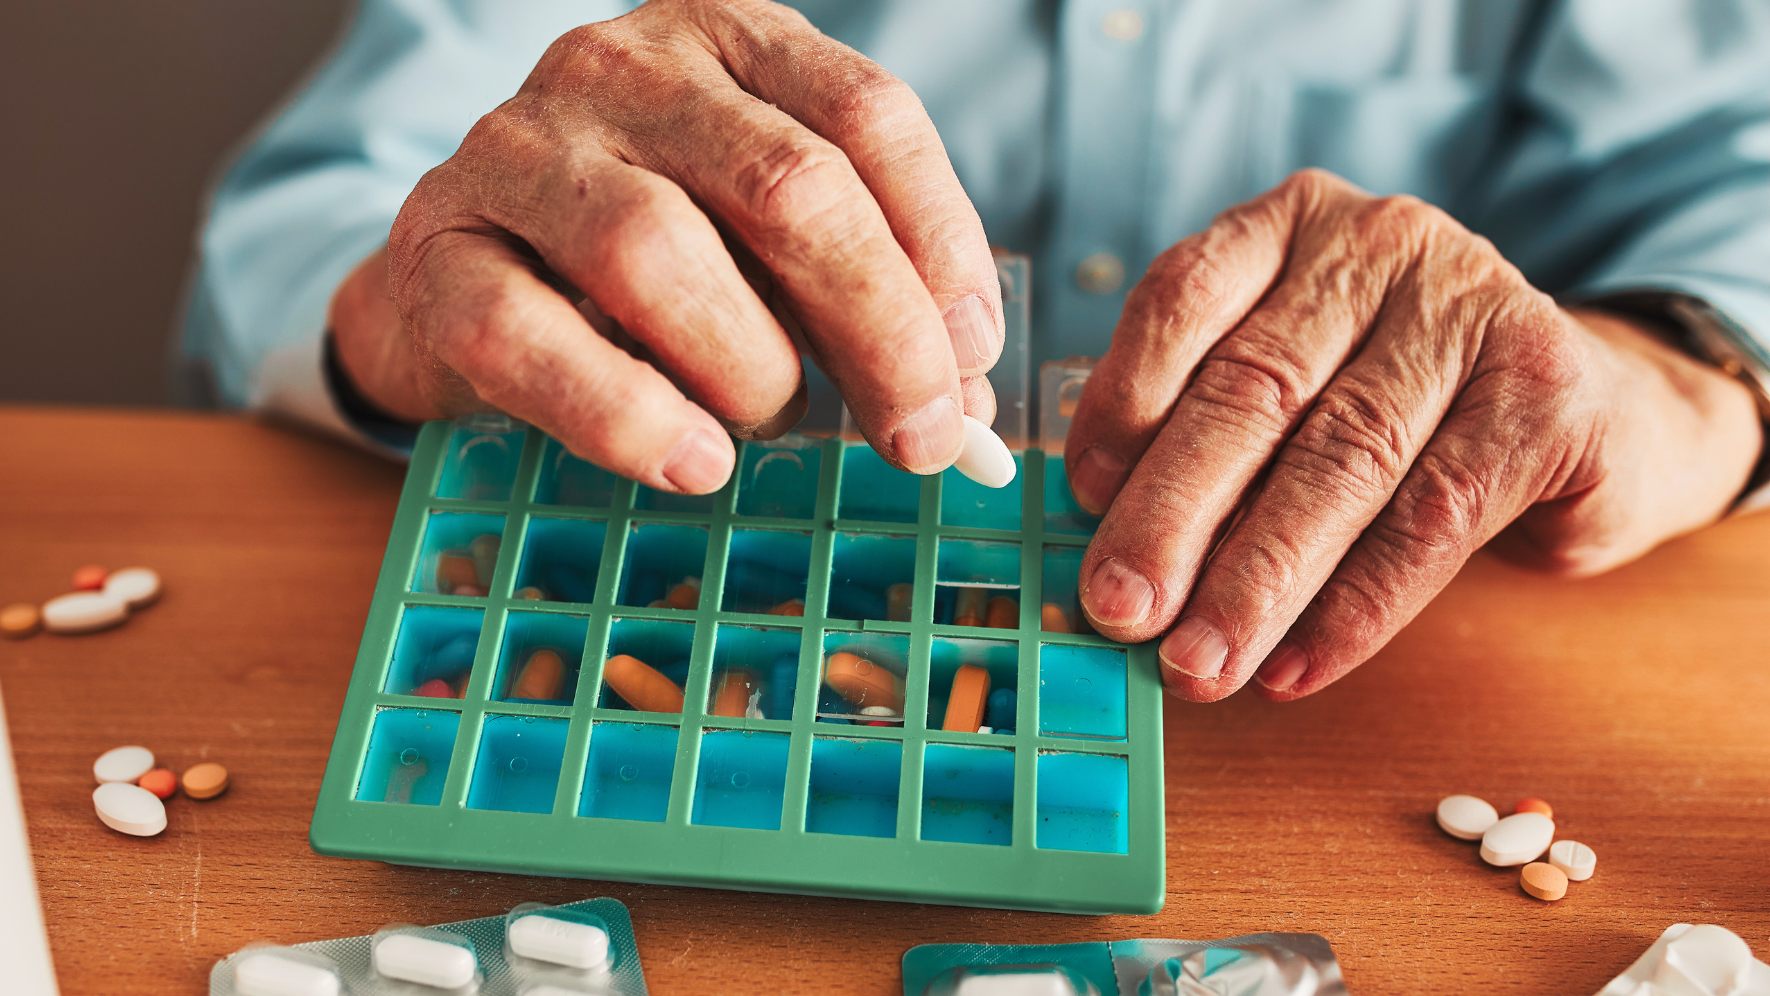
[209,897,646,996]
[903,932,1347,996]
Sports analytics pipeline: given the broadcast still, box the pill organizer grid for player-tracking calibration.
[312,418,1165,915]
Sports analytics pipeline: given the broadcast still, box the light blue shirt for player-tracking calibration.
[180,0,1770,448]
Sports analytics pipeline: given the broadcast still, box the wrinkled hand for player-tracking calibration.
[333,0,1002,493]
[1066,170,1762,702]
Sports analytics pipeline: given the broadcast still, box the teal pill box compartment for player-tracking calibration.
[312,418,1166,915]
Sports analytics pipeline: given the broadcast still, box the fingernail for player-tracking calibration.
[1081,557,1155,627]
[1070,446,1129,513]
[943,294,997,371]
[1255,641,1310,692]
[892,395,963,473]
[661,431,732,494]
[1159,616,1229,679]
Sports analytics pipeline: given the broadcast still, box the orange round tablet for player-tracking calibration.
[1521,861,1568,901]
[72,564,109,591]
[137,768,177,800]
[1514,798,1553,819]
[182,763,229,800]
[1,603,41,640]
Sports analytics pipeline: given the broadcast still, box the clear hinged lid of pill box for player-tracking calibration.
[311,257,1167,914]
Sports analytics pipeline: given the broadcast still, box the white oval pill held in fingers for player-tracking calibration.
[1436,795,1498,840]
[93,745,155,784]
[374,933,477,989]
[1549,839,1597,881]
[234,952,342,996]
[93,782,167,836]
[954,415,1017,488]
[42,591,129,634]
[508,914,610,969]
[1479,812,1555,866]
[103,567,162,609]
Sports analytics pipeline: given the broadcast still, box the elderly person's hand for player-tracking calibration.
[1067,169,1763,702]
[328,0,1002,493]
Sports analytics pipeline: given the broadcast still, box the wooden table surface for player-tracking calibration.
[1,404,1766,995]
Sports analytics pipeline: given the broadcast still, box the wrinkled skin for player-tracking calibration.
[1065,169,1762,702]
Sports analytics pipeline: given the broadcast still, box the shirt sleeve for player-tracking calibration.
[176,0,627,453]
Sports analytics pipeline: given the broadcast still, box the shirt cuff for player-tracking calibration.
[248,330,416,460]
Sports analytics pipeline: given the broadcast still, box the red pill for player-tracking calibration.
[137,768,177,800]
[72,565,109,591]
[413,678,455,698]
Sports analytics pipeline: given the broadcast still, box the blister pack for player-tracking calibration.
[209,897,646,996]
[902,932,1347,996]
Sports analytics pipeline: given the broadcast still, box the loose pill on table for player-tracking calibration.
[137,768,177,800]
[1436,794,1499,841]
[953,414,1017,488]
[509,648,565,700]
[823,652,905,713]
[94,745,155,784]
[182,762,230,800]
[954,587,988,627]
[233,951,342,996]
[1520,861,1569,901]
[1040,603,1071,634]
[1479,812,1555,866]
[666,576,701,610]
[1,603,42,640]
[602,654,686,713]
[711,669,760,718]
[93,782,167,836]
[507,913,610,970]
[943,664,992,733]
[986,596,1018,629]
[102,567,162,609]
[373,933,477,990]
[1514,797,1553,818]
[413,678,455,699]
[768,598,805,617]
[42,591,129,634]
[72,564,109,591]
[1548,839,1597,881]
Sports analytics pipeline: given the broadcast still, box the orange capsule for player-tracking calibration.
[823,652,905,713]
[711,669,760,717]
[137,768,177,800]
[72,564,109,591]
[1515,798,1554,819]
[666,577,702,610]
[954,587,988,627]
[768,599,805,617]
[436,552,479,592]
[413,678,454,698]
[602,654,684,713]
[509,648,565,700]
[1040,603,1072,633]
[986,596,1018,629]
[942,664,992,733]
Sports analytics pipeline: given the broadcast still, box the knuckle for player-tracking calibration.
[1370,450,1486,563]
[1308,572,1394,649]
[1284,386,1412,504]
[822,71,921,144]
[1186,356,1303,438]
[733,135,853,231]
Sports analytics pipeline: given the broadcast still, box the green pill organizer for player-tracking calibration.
[311,263,1166,914]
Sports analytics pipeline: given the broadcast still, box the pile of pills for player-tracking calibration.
[1,565,163,639]
[1437,794,1597,901]
[91,745,229,837]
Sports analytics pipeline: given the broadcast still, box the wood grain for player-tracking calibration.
[1,404,1765,995]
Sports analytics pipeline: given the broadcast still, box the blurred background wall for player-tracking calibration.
[0,0,351,405]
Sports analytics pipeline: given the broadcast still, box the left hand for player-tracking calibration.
[1065,169,1763,702]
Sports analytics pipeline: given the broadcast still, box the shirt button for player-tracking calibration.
[1075,253,1126,295]
[1101,9,1144,41]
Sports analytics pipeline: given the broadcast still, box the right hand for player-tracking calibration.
[333,0,1003,493]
